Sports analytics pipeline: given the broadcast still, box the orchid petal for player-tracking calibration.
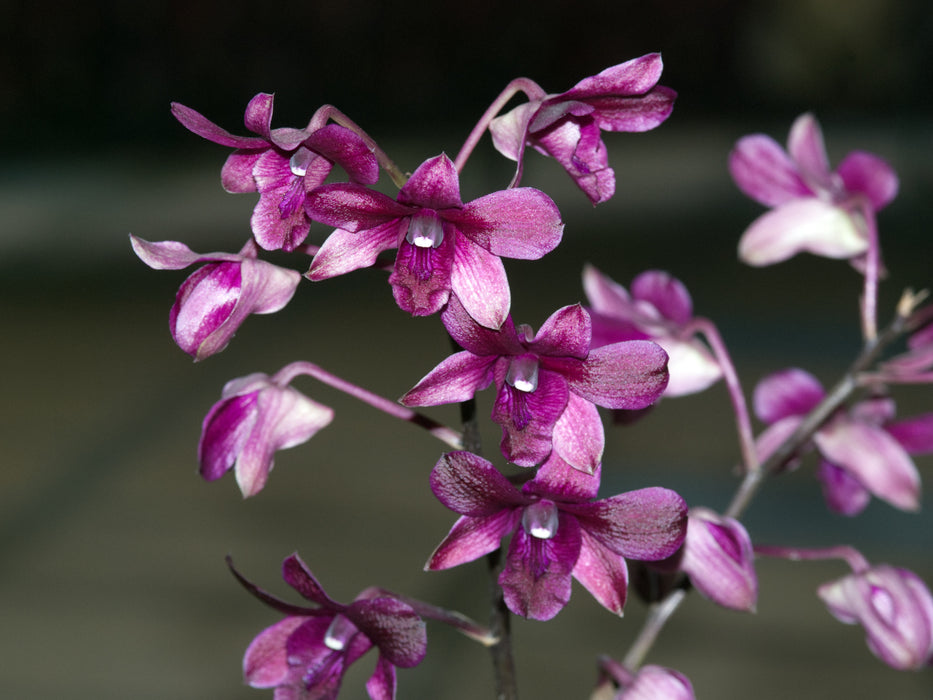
[562,340,669,409]
[281,553,342,608]
[303,123,380,185]
[837,151,899,211]
[753,368,825,423]
[307,221,399,281]
[729,134,811,207]
[523,449,601,502]
[572,529,629,616]
[171,101,267,150]
[344,598,427,668]
[398,154,462,209]
[550,392,604,474]
[440,294,522,356]
[429,451,526,516]
[401,351,497,407]
[426,510,521,570]
[657,338,723,397]
[450,237,511,329]
[305,183,412,232]
[366,656,397,700]
[563,53,665,99]
[243,616,306,688]
[530,304,591,359]
[886,413,933,454]
[817,460,872,516]
[586,86,677,132]
[630,270,692,325]
[788,113,832,187]
[489,102,537,162]
[493,367,569,467]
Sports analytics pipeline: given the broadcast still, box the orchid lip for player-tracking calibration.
[522,500,559,539]
[406,212,444,249]
[506,355,540,393]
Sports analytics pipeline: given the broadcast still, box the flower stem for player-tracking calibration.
[274,361,463,449]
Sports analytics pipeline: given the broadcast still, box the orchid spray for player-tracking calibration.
[133,52,932,698]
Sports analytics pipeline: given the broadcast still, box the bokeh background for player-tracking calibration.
[2,1,932,698]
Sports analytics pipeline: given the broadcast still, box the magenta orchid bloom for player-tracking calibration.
[199,371,334,497]
[489,53,676,204]
[583,265,722,397]
[614,666,696,700]
[130,235,301,360]
[232,554,427,700]
[401,296,669,471]
[754,368,932,514]
[676,507,757,612]
[172,93,379,252]
[305,153,563,329]
[426,451,687,621]
[818,563,933,670]
[729,112,898,265]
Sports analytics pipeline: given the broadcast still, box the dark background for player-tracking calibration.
[2,1,932,698]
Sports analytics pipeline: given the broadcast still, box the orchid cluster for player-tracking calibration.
[133,52,933,699]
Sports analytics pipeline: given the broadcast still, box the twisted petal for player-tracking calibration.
[489,102,538,162]
[304,123,380,185]
[561,340,669,409]
[499,514,582,620]
[524,449,601,502]
[282,553,342,608]
[344,597,427,668]
[366,655,397,700]
[586,86,677,133]
[171,101,267,150]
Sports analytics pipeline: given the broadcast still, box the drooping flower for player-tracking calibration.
[818,563,933,670]
[729,112,898,265]
[583,264,722,397]
[305,153,563,329]
[199,371,334,497]
[426,450,687,621]
[172,93,379,251]
[676,507,757,612]
[489,53,676,204]
[401,296,669,471]
[232,554,427,700]
[130,235,301,360]
[754,368,931,514]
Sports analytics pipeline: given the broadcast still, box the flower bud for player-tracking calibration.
[679,507,757,612]
[818,564,933,670]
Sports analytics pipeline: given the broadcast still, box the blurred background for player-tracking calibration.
[2,1,932,698]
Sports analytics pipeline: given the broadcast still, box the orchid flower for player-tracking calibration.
[401,296,669,471]
[172,93,379,251]
[231,554,427,700]
[305,153,563,329]
[754,368,931,514]
[130,235,301,360]
[729,112,898,266]
[489,53,676,204]
[426,451,687,621]
[583,265,722,397]
[199,371,334,497]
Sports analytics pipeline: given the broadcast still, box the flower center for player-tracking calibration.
[522,499,559,539]
[324,614,359,651]
[406,212,444,249]
[506,355,540,393]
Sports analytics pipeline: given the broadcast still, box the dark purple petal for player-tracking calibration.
[565,487,687,560]
[440,294,523,356]
[366,655,397,700]
[630,270,692,325]
[817,460,871,516]
[529,304,591,359]
[198,391,260,482]
[886,413,933,454]
[285,617,366,697]
[243,616,306,688]
[499,513,582,620]
[400,352,497,407]
[170,262,241,357]
[429,451,527,516]
[524,445,601,502]
[305,183,412,232]
[389,234,455,317]
[280,554,342,608]
[304,123,380,185]
[344,597,427,668]
[447,187,563,260]
[171,101,268,150]
[426,511,521,570]
[493,367,570,466]
[398,154,462,209]
[450,237,511,329]
[561,340,669,409]
[753,368,825,424]
[572,529,629,616]
[728,134,811,207]
[837,151,899,211]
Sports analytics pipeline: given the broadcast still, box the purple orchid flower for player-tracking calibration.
[818,563,933,670]
[231,554,427,700]
[489,53,676,204]
[754,368,932,514]
[304,153,564,329]
[401,295,669,472]
[172,93,379,252]
[425,450,687,621]
[130,235,301,360]
[199,371,334,497]
[583,265,722,397]
[614,666,695,700]
[729,112,898,266]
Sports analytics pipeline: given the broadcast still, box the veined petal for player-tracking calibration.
[729,134,811,207]
[440,294,523,356]
[523,449,601,502]
[499,515,582,620]
[389,234,454,317]
[305,183,412,232]
[753,367,825,423]
[450,237,511,329]
[243,616,306,688]
[130,236,245,270]
[398,154,462,209]
[426,511,521,570]
[815,417,921,511]
[199,391,259,482]
[281,553,342,608]
[563,53,665,99]
[303,124,380,185]
[344,598,426,668]
[550,392,604,474]
[449,188,563,260]
[572,529,629,616]
[493,367,569,467]
[307,221,400,281]
[430,451,527,516]
[562,340,669,409]
[738,198,867,265]
[222,150,262,193]
[837,151,899,211]
[400,352,497,407]
[586,86,677,132]
[171,101,267,149]
[529,304,591,359]
[565,487,687,560]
